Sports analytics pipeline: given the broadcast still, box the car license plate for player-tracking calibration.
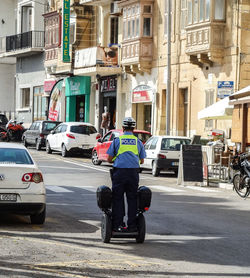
[82,145,89,149]
[0,194,17,202]
[172,162,179,166]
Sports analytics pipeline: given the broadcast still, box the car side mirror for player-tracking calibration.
[50,130,55,134]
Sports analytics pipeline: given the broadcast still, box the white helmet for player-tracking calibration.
[122,117,136,128]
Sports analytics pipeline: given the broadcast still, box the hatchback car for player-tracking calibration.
[91,129,152,165]
[142,135,191,176]
[22,120,62,150]
[46,122,100,157]
[0,142,46,224]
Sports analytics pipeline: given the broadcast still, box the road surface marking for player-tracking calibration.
[46,185,73,193]
[184,185,218,192]
[148,185,184,192]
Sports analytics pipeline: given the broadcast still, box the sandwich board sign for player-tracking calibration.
[177,144,203,186]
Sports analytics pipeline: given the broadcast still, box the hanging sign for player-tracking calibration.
[132,85,153,103]
[217,81,234,99]
[62,0,70,62]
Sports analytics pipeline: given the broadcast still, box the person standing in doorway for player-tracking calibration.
[101,106,110,136]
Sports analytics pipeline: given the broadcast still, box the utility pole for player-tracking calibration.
[166,0,171,135]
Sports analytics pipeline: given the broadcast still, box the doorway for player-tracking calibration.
[179,88,188,136]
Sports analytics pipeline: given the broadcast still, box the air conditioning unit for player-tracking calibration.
[110,2,121,15]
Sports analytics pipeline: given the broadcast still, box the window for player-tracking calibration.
[149,137,158,150]
[70,125,97,135]
[205,89,214,128]
[193,0,198,23]
[143,18,151,36]
[161,138,191,150]
[144,137,154,150]
[110,17,119,44]
[43,122,59,132]
[214,0,225,20]
[44,14,60,48]
[180,0,187,32]
[33,86,46,121]
[21,88,30,108]
[0,148,33,165]
[103,132,112,142]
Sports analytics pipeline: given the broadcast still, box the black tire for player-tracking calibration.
[101,213,112,243]
[62,144,69,157]
[46,141,52,154]
[136,214,145,243]
[152,161,160,177]
[92,151,102,165]
[36,139,41,151]
[233,174,250,198]
[30,207,46,225]
[23,137,28,147]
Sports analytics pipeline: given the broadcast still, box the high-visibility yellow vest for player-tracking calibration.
[113,134,139,162]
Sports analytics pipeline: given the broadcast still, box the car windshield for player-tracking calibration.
[43,122,59,131]
[161,138,191,151]
[133,132,151,144]
[0,115,8,125]
[70,125,97,135]
[0,148,34,164]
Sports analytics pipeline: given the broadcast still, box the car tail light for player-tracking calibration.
[96,133,101,140]
[22,173,43,183]
[158,154,166,159]
[66,133,75,139]
[39,134,44,138]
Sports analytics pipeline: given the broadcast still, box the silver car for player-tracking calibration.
[0,142,46,224]
[142,136,191,176]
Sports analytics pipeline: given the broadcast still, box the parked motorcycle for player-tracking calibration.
[0,120,25,142]
[230,152,250,198]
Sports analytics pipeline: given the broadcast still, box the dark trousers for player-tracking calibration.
[111,168,139,229]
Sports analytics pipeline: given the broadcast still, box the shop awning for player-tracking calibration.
[198,96,233,120]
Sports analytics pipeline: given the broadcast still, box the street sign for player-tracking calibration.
[217,81,234,99]
[62,0,70,63]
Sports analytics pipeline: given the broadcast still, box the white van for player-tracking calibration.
[142,135,191,176]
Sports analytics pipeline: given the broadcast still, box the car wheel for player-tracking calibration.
[36,139,41,151]
[152,161,160,177]
[23,137,28,147]
[30,207,46,225]
[62,144,69,157]
[46,141,52,154]
[92,150,102,165]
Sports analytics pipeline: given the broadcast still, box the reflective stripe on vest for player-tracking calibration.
[112,134,139,162]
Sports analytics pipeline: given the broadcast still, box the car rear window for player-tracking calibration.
[70,125,97,135]
[161,138,191,151]
[43,122,60,132]
[0,148,34,164]
[134,132,151,144]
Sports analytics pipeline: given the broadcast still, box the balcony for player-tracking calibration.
[79,0,113,6]
[185,22,225,66]
[74,46,121,76]
[121,38,152,74]
[0,31,44,58]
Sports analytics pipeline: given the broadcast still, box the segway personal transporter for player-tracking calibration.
[96,185,152,243]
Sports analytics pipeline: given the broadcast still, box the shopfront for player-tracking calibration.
[99,75,117,131]
[65,76,91,122]
[132,85,153,132]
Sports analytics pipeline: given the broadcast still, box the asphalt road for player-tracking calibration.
[1,148,250,278]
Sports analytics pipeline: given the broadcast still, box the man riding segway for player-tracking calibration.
[107,117,146,232]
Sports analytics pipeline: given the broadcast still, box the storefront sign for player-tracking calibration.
[48,80,63,121]
[132,85,153,103]
[62,0,70,62]
[44,80,57,92]
[217,81,234,99]
[65,76,91,96]
[100,76,117,93]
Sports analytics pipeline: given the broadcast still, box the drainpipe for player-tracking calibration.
[166,0,171,135]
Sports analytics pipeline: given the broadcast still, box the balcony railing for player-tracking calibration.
[6,31,44,52]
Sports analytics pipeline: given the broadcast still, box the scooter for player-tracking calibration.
[96,185,152,243]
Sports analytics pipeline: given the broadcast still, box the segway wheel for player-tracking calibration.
[136,214,145,243]
[101,213,112,243]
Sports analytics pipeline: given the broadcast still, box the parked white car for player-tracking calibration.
[142,135,191,176]
[0,142,46,224]
[46,122,100,157]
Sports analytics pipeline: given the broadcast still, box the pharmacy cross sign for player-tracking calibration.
[63,0,70,62]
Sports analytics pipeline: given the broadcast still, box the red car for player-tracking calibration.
[91,129,152,165]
